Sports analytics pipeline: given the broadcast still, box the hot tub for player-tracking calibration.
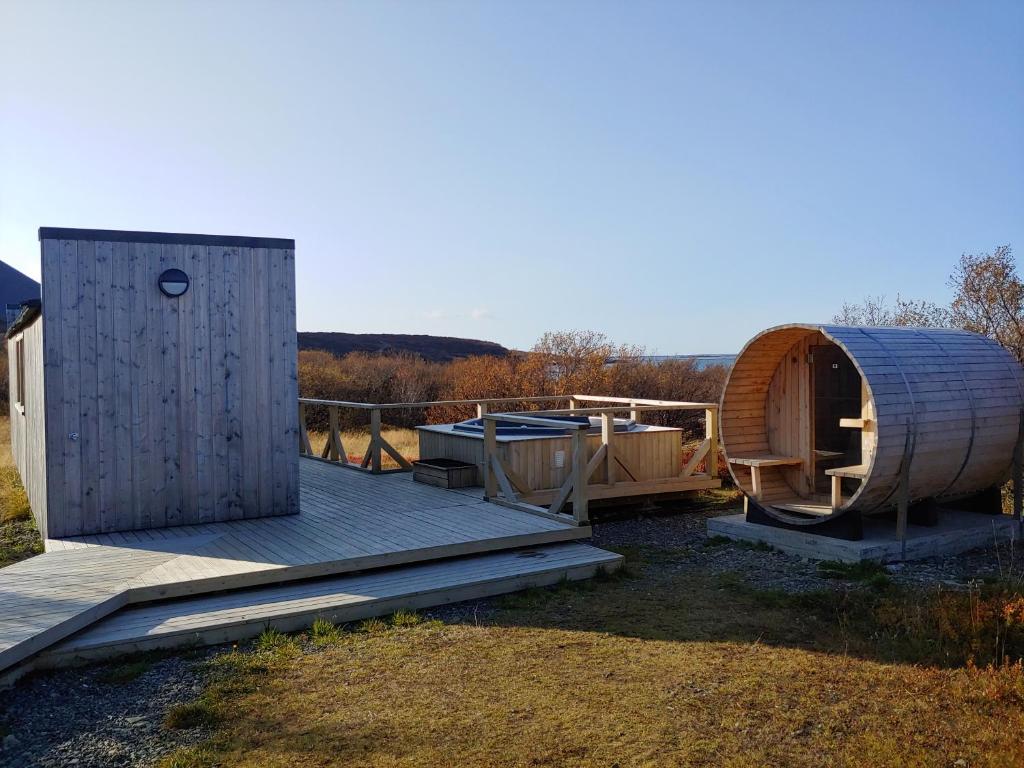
[452,415,637,437]
[417,416,683,493]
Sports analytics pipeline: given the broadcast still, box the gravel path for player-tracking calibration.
[0,652,213,768]
[590,502,1024,593]
[2,501,1022,767]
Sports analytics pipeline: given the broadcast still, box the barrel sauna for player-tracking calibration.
[720,324,1024,538]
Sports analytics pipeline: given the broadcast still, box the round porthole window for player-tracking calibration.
[158,268,190,297]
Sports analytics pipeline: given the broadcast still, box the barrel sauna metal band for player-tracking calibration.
[996,342,1024,470]
[915,330,977,499]
[854,327,919,514]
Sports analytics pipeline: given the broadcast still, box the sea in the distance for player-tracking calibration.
[608,354,737,370]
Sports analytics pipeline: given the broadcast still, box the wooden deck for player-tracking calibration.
[39,542,621,667]
[0,459,589,678]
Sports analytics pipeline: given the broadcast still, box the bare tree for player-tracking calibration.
[832,294,950,328]
[949,245,1024,363]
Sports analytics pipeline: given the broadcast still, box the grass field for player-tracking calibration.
[307,427,419,468]
[5,411,1024,766]
[0,415,42,567]
[161,549,1024,768]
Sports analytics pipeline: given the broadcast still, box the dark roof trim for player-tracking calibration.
[5,299,42,339]
[38,227,294,249]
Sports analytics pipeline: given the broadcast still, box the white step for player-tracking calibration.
[38,543,622,667]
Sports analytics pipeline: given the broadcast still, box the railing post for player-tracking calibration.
[370,408,382,474]
[705,407,718,478]
[568,397,578,415]
[327,405,340,461]
[476,401,489,419]
[298,402,312,455]
[483,416,497,499]
[630,400,641,424]
[601,411,616,486]
[571,428,589,524]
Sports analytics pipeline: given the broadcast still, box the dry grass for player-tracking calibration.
[0,415,42,566]
[162,562,1024,768]
[307,427,419,469]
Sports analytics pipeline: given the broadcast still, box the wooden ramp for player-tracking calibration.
[39,543,621,667]
[0,460,590,680]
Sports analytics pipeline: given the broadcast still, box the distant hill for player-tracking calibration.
[1,259,41,329]
[298,332,509,362]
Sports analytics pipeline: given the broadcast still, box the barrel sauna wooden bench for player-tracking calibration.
[719,323,1024,541]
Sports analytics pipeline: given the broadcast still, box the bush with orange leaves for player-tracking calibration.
[298,350,446,431]
[298,330,728,439]
[429,331,726,438]
[866,582,1024,668]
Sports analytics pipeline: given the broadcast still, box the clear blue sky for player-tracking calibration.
[1,1,1021,353]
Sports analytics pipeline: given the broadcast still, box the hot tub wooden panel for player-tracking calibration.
[418,425,683,492]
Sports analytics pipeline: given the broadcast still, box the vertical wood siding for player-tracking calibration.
[40,237,298,537]
[417,426,682,491]
[7,317,48,538]
[721,323,1024,513]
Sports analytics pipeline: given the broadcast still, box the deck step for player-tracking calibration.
[1,461,589,680]
[37,543,622,667]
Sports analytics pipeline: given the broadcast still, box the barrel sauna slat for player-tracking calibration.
[722,323,1024,521]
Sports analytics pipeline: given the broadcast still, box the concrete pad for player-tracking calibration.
[707,510,1021,563]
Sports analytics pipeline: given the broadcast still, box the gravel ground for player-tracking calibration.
[2,499,1022,767]
[0,652,214,768]
[588,500,1024,593]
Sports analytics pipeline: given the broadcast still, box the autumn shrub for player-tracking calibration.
[298,350,446,430]
[297,330,729,440]
[833,582,1024,668]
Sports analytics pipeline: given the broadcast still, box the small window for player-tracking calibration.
[13,337,25,414]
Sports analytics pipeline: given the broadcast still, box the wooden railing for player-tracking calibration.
[298,395,575,474]
[297,395,720,526]
[481,397,719,526]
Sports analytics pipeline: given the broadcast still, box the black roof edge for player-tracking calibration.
[38,227,294,249]
[5,299,42,339]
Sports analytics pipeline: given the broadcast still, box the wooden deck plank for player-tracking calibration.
[40,543,622,666]
[0,459,587,676]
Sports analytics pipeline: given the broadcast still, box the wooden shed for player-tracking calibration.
[5,227,299,539]
[720,324,1024,538]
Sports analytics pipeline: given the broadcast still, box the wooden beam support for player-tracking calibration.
[298,403,312,455]
[601,412,616,486]
[328,405,347,463]
[378,435,413,471]
[483,416,498,499]
[830,474,842,512]
[705,407,719,478]
[369,408,382,474]
[584,444,608,482]
[680,439,710,478]
[490,454,519,502]
[630,400,641,424]
[548,472,575,518]
[571,429,589,525]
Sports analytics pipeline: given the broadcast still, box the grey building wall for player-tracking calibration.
[7,314,48,538]
[37,228,299,538]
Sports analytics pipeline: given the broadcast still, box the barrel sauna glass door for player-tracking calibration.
[810,345,862,494]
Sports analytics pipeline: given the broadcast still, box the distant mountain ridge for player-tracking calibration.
[1,259,41,329]
[298,332,509,362]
